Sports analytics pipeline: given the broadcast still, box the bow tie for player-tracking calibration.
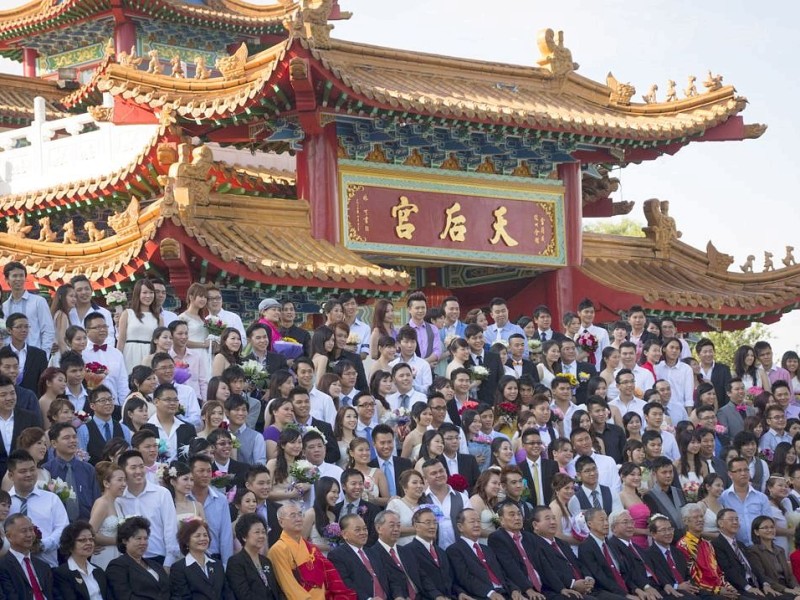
[537,425,549,432]
[145,464,159,473]
[93,344,107,352]
[513,360,523,366]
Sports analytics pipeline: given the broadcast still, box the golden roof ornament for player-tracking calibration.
[284,0,337,49]
[763,251,775,272]
[117,45,142,68]
[147,50,162,75]
[665,80,678,102]
[536,29,579,77]
[6,213,32,237]
[783,246,796,268]
[606,72,635,105]
[170,56,185,79]
[194,56,211,80]
[104,38,115,59]
[84,222,106,242]
[167,143,214,209]
[37,217,57,243]
[216,43,248,80]
[740,255,755,273]
[703,70,723,92]
[108,197,140,234]
[705,241,734,274]
[642,84,658,104]
[87,104,113,122]
[642,199,680,256]
[684,75,698,98]
[62,220,79,244]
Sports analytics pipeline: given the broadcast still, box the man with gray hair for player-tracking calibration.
[0,513,54,599]
[607,510,661,600]
[675,504,737,599]
[370,510,418,599]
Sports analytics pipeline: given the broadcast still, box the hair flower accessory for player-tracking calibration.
[168,466,178,478]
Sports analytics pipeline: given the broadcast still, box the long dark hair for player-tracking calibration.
[313,476,340,537]
[418,430,443,462]
[677,430,704,478]
[733,345,759,381]
[218,328,243,366]
[310,326,335,360]
[162,460,190,499]
[149,327,170,354]
[274,428,302,484]
[371,299,394,337]
[369,370,391,411]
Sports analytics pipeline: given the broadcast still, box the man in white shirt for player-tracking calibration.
[485,297,526,344]
[576,298,609,366]
[608,341,654,402]
[643,402,679,460]
[116,449,180,566]
[8,449,68,567]
[421,459,471,549]
[143,383,196,461]
[340,292,371,359]
[550,376,582,439]
[294,357,336,424]
[609,369,646,423]
[386,363,427,412]
[653,379,689,425]
[303,431,343,508]
[205,285,246,341]
[82,312,130,404]
[532,305,556,342]
[151,279,179,326]
[168,320,208,402]
[151,353,201,428]
[353,392,378,459]
[336,361,360,409]
[2,262,55,353]
[568,428,620,492]
[389,326,432,394]
[69,275,116,347]
[659,317,691,360]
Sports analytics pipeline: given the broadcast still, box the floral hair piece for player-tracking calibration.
[649,513,669,523]
[168,466,178,478]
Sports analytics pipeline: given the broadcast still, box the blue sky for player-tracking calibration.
[1,0,798,349]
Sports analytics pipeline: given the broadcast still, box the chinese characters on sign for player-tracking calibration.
[339,161,566,267]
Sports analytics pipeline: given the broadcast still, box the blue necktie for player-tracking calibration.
[383,460,396,496]
[103,421,112,441]
[364,427,376,460]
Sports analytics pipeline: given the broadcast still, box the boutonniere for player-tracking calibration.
[207,565,214,575]
[75,577,83,585]
[261,563,271,575]
[357,504,368,517]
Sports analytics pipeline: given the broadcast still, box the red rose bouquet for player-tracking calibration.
[576,331,599,364]
[447,474,469,492]
[496,402,518,419]
[84,362,108,390]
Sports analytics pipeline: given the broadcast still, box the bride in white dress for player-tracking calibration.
[468,468,502,544]
[89,462,127,569]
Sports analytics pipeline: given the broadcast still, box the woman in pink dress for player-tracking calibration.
[619,461,650,548]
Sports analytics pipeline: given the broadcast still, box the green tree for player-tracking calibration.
[583,218,645,237]
[698,323,772,366]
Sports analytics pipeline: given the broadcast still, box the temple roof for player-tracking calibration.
[0,72,70,126]
[579,201,800,325]
[95,27,764,150]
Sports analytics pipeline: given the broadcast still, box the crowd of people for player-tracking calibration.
[2,258,800,599]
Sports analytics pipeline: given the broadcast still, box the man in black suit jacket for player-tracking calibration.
[0,347,44,423]
[0,375,40,482]
[0,514,53,600]
[18,348,48,400]
[517,428,559,506]
[644,514,703,600]
[438,422,481,489]
[368,424,412,498]
[289,387,340,465]
[578,509,631,598]
[244,322,289,377]
[208,429,249,489]
[711,508,765,599]
[507,333,540,383]
[335,469,381,546]
[530,505,603,600]
[464,324,502,405]
[369,510,420,599]
[695,338,732,408]
[587,397,627,464]
[447,508,514,599]
[141,383,196,462]
[643,457,688,540]
[401,506,458,599]
[607,511,661,596]
[559,338,598,405]
[328,515,392,600]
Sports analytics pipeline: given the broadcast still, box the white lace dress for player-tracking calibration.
[93,515,121,569]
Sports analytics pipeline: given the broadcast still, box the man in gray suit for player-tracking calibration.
[717,378,756,439]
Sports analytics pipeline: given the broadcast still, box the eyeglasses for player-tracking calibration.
[524,441,543,446]
[357,402,375,408]
[92,397,114,405]
[655,527,674,533]
[11,325,29,330]
[429,405,446,411]
[88,325,109,330]
[207,296,222,301]
[75,536,96,544]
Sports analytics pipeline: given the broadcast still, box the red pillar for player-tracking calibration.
[22,48,37,78]
[296,122,339,243]
[114,19,137,55]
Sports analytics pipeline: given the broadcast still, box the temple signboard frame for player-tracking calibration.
[338,160,567,267]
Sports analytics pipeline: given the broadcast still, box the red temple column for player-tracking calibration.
[296,122,339,244]
[114,19,137,55]
[22,48,37,78]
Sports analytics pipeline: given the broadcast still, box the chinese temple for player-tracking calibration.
[0,0,797,329]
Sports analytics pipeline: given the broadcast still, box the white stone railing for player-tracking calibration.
[0,93,159,196]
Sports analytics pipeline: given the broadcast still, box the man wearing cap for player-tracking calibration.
[257,298,283,347]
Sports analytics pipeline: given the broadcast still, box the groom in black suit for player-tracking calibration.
[464,324,502,405]
[0,514,53,600]
[334,469,380,546]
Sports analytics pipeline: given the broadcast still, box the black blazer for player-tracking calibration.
[19,345,48,396]
[595,423,627,464]
[643,485,687,539]
[169,555,233,600]
[402,538,457,600]
[574,484,613,515]
[214,459,249,490]
[705,456,732,488]
[0,408,40,481]
[530,534,586,589]
[506,357,540,383]
[368,456,412,496]
[466,351,503,406]
[311,417,340,465]
[488,528,549,595]
[517,457,559,505]
[256,500,284,548]
[607,536,651,591]
[567,362,597,405]
[333,499,380,546]
[446,537,513,598]
[0,551,53,600]
[578,537,627,596]
[140,422,196,461]
[52,560,108,600]
[708,362,733,408]
[711,535,760,591]
[438,452,481,490]
[446,398,463,428]
[106,553,170,600]
[369,542,416,599]
[328,544,391,600]
[225,551,280,600]
[644,543,692,589]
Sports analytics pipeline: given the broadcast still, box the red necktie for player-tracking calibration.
[24,557,45,600]
[665,549,684,584]
[358,548,385,600]
[629,542,659,584]
[513,533,541,591]
[473,542,502,588]
[93,344,107,352]
[429,543,439,566]
[602,543,628,591]
[389,547,416,600]
[551,539,581,580]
